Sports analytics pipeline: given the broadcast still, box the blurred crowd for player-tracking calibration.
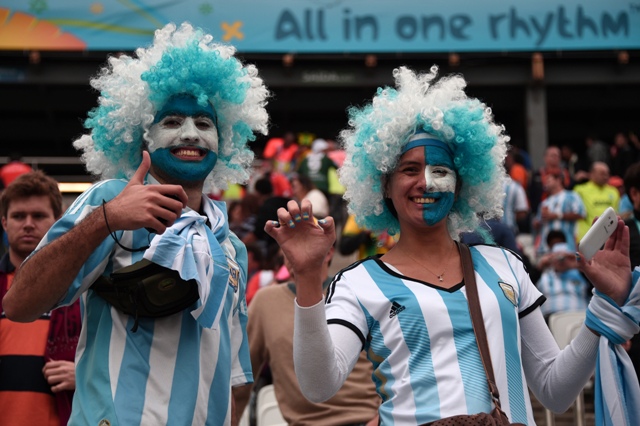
[2,128,640,425]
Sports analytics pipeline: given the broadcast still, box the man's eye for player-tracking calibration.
[196,119,214,129]
[163,118,182,127]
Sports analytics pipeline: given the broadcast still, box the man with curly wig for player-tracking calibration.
[3,22,269,426]
[266,66,640,425]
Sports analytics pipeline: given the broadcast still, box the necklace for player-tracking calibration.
[403,241,456,282]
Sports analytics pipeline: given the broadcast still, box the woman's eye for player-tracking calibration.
[401,167,419,174]
[432,168,450,176]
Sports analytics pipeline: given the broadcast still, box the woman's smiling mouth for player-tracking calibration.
[413,197,436,204]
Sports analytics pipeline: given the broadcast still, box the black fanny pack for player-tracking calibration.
[92,259,199,331]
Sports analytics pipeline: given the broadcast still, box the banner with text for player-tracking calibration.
[1,0,639,52]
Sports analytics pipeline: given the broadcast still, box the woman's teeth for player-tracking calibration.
[414,197,435,204]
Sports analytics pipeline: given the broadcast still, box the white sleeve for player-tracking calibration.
[520,307,599,413]
[293,297,363,403]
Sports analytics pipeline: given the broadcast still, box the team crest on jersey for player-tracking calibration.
[227,258,240,293]
[498,281,517,306]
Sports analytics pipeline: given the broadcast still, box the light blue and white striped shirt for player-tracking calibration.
[325,245,545,425]
[537,268,590,317]
[535,190,586,256]
[37,178,252,426]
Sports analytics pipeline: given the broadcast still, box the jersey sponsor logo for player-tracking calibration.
[389,301,406,318]
[499,281,517,306]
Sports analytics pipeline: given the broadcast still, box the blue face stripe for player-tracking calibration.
[440,291,491,414]
[469,247,528,423]
[166,310,200,425]
[401,130,453,158]
[154,94,217,126]
[362,261,442,421]
[421,145,456,226]
[424,144,455,170]
[150,148,218,183]
[114,318,155,425]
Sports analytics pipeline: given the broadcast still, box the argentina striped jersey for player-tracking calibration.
[36,179,252,426]
[325,245,545,425]
[537,269,589,317]
[535,190,586,256]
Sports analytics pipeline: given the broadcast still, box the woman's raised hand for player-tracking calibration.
[264,199,336,282]
[577,218,632,306]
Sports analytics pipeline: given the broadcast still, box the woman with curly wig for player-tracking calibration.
[4,22,269,425]
[266,67,640,425]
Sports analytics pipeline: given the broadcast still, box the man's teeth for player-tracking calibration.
[175,148,201,157]
[415,197,436,204]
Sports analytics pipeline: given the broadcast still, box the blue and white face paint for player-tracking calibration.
[402,130,456,226]
[147,94,219,182]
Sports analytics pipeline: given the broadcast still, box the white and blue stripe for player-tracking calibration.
[585,270,640,426]
[535,190,586,256]
[537,269,589,317]
[35,178,252,426]
[325,245,543,425]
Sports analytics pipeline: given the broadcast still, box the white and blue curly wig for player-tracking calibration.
[73,22,269,192]
[338,66,509,240]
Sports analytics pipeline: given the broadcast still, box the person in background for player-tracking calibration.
[610,131,637,180]
[262,131,299,174]
[0,153,32,189]
[532,171,585,260]
[266,66,639,425]
[296,138,338,198]
[502,176,529,235]
[460,217,521,255]
[536,241,590,320]
[2,22,269,425]
[529,146,572,215]
[610,175,633,219]
[234,244,379,426]
[0,171,81,426]
[249,176,292,259]
[290,173,329,218]
[505,147,528,190]
[339,213,396,260]
[574,161,620,241]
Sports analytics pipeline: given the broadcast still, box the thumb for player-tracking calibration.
[130,151,151,185]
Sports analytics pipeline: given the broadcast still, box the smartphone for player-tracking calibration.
[578,207,618,261]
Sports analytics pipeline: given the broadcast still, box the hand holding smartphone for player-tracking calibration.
[578,207,618,261]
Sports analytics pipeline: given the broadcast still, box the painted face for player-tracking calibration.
[390,138,456,228]
[420,145,456,225]
[147,95,219,182]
